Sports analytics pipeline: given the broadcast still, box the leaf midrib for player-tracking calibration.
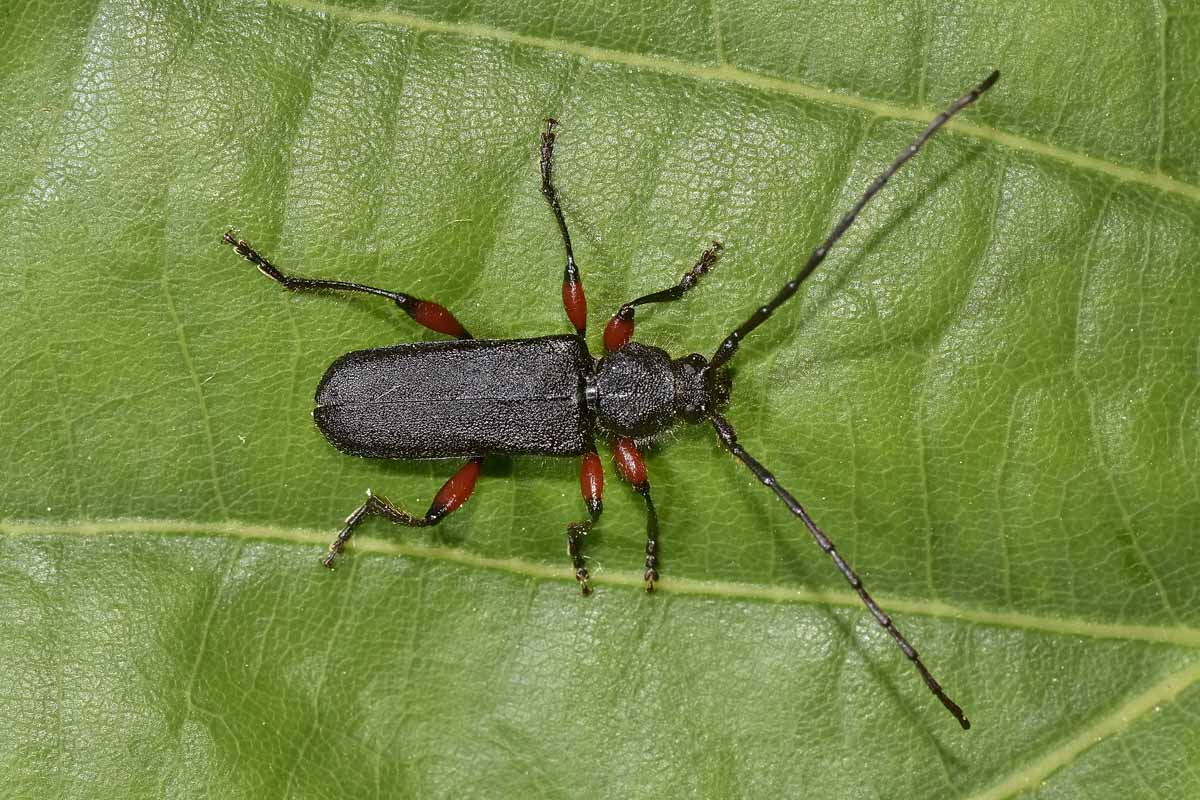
[5,517,1198,648]
[283,0,1200,202]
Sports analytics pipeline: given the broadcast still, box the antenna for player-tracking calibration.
[709,71,999,370]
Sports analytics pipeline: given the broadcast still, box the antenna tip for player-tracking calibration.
[980,70,1000,92]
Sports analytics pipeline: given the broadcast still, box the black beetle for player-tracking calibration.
[224,70,999,729]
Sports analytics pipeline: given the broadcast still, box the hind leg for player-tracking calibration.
[323,458,483,567]
[223,233,472,339]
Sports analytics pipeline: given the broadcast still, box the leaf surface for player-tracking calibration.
[2,1,1198,797]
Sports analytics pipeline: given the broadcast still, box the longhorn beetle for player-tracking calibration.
[224,70,999,729]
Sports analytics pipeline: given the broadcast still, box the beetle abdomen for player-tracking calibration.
[314,335,591,459]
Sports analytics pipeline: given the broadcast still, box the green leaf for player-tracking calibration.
[2,0,1198,797]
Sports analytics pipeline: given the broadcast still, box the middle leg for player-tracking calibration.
[612,437,660,591]
[539,119,589,337]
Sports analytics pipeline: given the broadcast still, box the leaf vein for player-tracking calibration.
[270,0,1200,202]
[964,659,1200,800]
[5,517,1199,647]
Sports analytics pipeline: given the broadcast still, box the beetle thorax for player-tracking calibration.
[592,343,731,439]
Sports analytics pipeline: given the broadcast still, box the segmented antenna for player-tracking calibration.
[710,415,971,728]
[709,71,999,370]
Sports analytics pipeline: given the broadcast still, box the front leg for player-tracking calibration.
[603,242,723,352]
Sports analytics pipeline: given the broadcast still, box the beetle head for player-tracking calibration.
[672,353,732,423]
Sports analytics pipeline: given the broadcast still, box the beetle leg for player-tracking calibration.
[539,119,589,337]
[603,242,723,352]
[322,458,483,567]
[566,446,605,595]
[222,233,472,339]
[612,437,660,592]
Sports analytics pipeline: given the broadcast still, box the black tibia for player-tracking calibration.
[638,484,660,592]
[566,520,595,595]
[539,119,589,335]
[613,241,723,324]
[222,232,472,339]
[709,415,970,729]
[539,119,576,269]
[322,457,484,568]
[709,71,999,370]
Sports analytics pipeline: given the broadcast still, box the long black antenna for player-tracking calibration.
[710,415,970,728]
[709,70,999,370]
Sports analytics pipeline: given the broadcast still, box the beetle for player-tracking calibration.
[224,70,999,729]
